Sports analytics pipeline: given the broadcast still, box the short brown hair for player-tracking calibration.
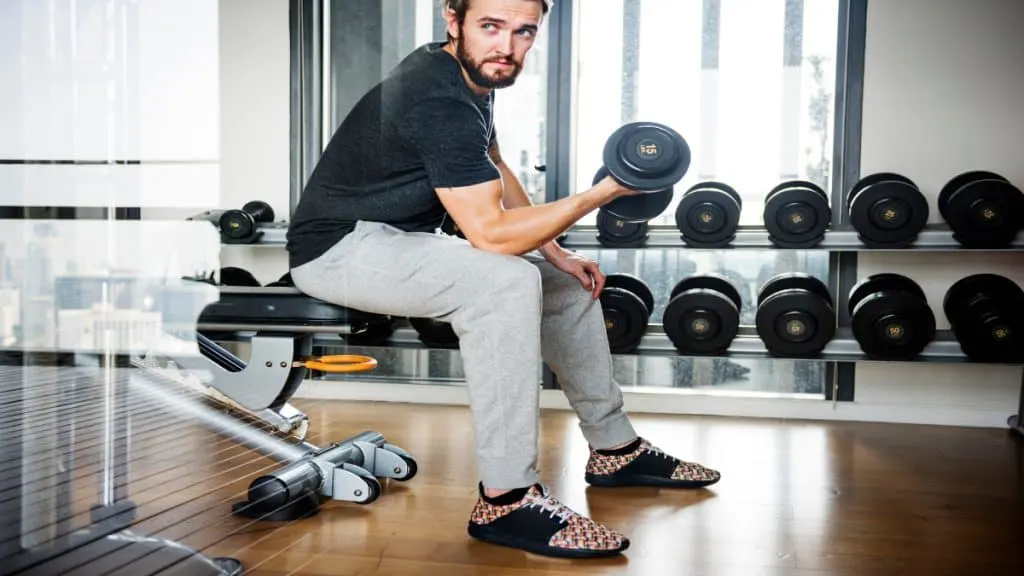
[444,0,552,32]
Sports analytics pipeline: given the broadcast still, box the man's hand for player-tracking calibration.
[544,246,606,299]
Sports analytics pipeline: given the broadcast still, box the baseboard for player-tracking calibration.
[293,379,1015,429]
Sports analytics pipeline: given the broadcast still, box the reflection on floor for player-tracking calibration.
[5,366,1023,575]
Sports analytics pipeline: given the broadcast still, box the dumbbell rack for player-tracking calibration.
[230,219,1024,436]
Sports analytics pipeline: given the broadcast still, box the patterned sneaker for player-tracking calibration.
[585,437,721,489]
[467,483,629,558]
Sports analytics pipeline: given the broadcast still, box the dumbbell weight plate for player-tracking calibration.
[675,181,743,247]
[755,273,836,356]
[942,274,1024,362]
[596,209,648,247]
[938,171,1024,248]
[604,273,654,318]
[345,317,396,346]
[663,274,742,354]
[847,172,929,247]
[599,287,649,353]
[602,122,691,192]
[408,317,459,349]
[763,180,831,248]
[593,166,674,222]
[848,274,935,359]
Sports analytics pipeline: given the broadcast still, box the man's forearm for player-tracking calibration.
[495,161,563,257]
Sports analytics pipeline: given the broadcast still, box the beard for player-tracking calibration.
[454,33,522,89]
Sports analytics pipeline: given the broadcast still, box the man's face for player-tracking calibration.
[448,0,542,89]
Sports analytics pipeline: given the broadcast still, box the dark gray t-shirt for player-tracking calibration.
[286,42,499,269]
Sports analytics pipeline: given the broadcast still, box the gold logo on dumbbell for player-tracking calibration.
[700,211,714,224]
[786,320,805,335]
[993,326,1009,340]
[981,207,997,220]
[637,142,659,157]
[886,323,904,339]
[882,208,898,221]
[790,213,804,224]
[692,318,709,334]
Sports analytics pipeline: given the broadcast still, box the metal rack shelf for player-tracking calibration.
[241,221,1024,252]
[260,323,1021,367]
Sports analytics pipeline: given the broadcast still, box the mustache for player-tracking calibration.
[483,56,516,65]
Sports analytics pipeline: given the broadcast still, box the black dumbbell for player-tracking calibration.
[847,172,929,248]
[595,208,649,248]
[593,121,691,222]
[662,273,742,354]
[408,317,459,349]
[265,272,294,287]
[943,274,1023,362]
[219,266,261,287]
[219,200,275,244]
[600,273,654,354]
[755,273,836,356]
[674,181,742,248]
[346,317,396,347]
[848,273,935,359]
[763,180,831,248]
[938,171,1024,248]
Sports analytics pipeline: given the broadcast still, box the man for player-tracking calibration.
[287,0,720,559]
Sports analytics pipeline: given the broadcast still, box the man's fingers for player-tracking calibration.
[588,263,605,298]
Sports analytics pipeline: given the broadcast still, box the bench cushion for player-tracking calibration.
[197,286,380,327]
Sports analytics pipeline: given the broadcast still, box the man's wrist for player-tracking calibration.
[539,241,566,260]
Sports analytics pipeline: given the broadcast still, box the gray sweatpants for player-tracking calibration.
[291,220,638,489]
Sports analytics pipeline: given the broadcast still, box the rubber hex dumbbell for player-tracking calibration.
[848,273,935,359]
[593,121,692,222]
[943,273,1024,362]
[938,171,1024,248]
[662,273,742,355]
[763,180,831,248]
[219,200,275,244]
[599,273,654,354]
[674,181,742,248]
[755,273,836,356]
[846,172,929,248]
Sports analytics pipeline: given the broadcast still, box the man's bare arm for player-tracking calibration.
[436,175,624,255]
[487,139,565,258]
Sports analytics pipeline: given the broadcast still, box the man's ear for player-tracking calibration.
[443,7,459,40]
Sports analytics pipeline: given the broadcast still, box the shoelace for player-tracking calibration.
[642,442,675,461]
[525,492,574,523]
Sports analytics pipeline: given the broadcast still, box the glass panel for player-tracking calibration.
[572,0,841,226]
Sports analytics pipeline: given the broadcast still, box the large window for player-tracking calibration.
[572,0,840,227]
[318,0,846,399]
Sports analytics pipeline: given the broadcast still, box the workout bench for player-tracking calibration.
[144,282,418,521]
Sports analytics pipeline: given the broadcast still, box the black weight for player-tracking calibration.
[942,274,1024,362]
[219,266,261,287]
[602,121,691,192]
[847,172,929,247]
[604,273,654,318]
[599,287,649,354]
[755,273,836,356]
[346,317,396,346]
[219,200,275,243]
[763,180,831,248]
[663,274,742,354]
[593,166,674,222]
[848,273,935,359]
[596,208,648,248]
[675,181,743,248]
[408,317,459,349]
[938,171,1024,248]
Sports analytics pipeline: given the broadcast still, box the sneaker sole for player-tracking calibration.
[467,523,629,559]
[585,472,720,489]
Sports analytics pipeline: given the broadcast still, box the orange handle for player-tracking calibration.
[299,354,377,373]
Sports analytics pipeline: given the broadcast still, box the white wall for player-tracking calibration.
[855,0,1024,426]
[217,0,292,285]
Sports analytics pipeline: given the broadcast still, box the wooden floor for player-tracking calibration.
[8,372,1024,575]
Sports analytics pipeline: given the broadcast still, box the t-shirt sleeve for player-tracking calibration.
[401,99,501,189]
